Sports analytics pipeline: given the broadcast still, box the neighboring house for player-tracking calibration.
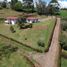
[26,17,38,23]
[5,17,18,25]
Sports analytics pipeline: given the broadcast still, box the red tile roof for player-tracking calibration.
[6,17,18,20]
[27,17,38,20]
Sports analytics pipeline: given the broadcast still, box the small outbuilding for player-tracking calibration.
[5,17,18,25]
[26,17,38,23]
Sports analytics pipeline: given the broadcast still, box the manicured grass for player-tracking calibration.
[61,57,67,67]
[60,10,67,19]
[0,19,55,52]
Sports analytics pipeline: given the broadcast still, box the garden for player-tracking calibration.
[0,19,55,52]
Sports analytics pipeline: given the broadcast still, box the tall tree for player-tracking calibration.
[48,0,60,15]
[50,0,58,3]
[2,0,7,8]
[36,0,46,14]
[11,0,18,9]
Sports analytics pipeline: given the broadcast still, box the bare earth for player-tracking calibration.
[28,18,61,67]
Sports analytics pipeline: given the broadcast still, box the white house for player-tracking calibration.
[5,17,18,25]
[26,17,38,23]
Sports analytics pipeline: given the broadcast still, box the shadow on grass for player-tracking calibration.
[0,45,18,60]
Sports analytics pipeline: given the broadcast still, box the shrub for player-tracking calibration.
[37,39,45,47]
[10,26,16,33]
[61,20,67,31]
[29,23,33,28]
[60,34,67,50]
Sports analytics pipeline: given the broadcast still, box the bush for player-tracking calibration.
[10,26,16,33]
[61,20,67,31]
[60,34,67,50]
[37,39,45,47]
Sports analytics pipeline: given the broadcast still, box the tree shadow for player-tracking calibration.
[0,45,18,60]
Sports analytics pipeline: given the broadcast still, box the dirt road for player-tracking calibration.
[29,18,61,67]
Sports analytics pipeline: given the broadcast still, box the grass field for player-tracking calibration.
[0,9,22,18]
[0,9,47,19]
[0,19,55,52]
[0,43,34,67]
[60,10,67,19]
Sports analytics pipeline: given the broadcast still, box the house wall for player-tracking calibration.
[5,19,17,25]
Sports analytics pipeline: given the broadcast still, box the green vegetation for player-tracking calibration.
[60,33,67,50]
[0,19,55,52]
[60,14,67,67]
[0,37,34,67]
[60,10,67,19]
[14,1,23,11]
[0,43,33,67]
[61,20,67,31]
[0,9,22,18]
[61,58,67,67]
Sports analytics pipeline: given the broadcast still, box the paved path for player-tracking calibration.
[28,18,61,67]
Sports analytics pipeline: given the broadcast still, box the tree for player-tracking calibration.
[48,0,60,15]
[50,0,58,3]
[2,0,7,8]
[36,0,46,14]
[14,1,23,11]
[11,0,18,9]
[22,1,34,13]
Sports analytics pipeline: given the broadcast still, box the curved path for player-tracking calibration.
[28,18,61,67]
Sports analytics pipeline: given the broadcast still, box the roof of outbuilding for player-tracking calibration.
[6,17,18,19]
[27,17,38,20]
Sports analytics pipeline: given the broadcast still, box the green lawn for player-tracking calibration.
[0,43,34,67]
[0,19,55,52]
[60,10,67,19]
